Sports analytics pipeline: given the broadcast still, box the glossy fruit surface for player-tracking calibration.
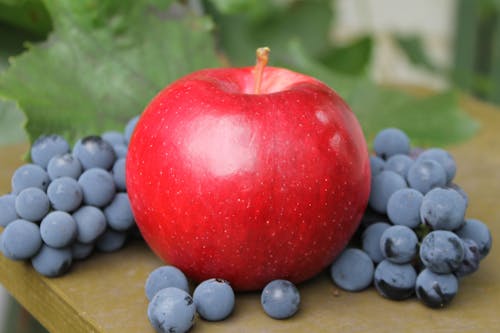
[127,51,370,290]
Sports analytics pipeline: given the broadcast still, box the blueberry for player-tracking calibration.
[147,287,196,333]
[261,279,300,319]
[193,278,235,321]
[145,265,190,301]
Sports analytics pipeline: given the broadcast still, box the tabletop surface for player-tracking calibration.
[0,96,499,333]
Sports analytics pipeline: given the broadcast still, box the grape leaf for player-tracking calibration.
[0,99,27,146]
[285,41,479,147]
[0,0,222,144]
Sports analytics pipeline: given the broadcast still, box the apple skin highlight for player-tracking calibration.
[126,53,371,291]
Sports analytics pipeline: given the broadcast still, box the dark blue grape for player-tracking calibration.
[11,163,50,194]
[261,279,300,319]
[104,193,134,231]
[102,131,126,146]
[71,241,95,260]
[31,244,72,277]
[147,287,195,333]
[417,148,456,184]
[47,177,83,212]
[407,159,447,194]
[78,168,116,207]
[40,211,78,248]
[415,268,458,308]
[95,228,127,252]
[15,187,50,222]
[374,260,417,300]
[73,135,116,170]
[124,115,140,144]
[455,218,492,259]
[72,205,107,244]
[362,222,391,263]
[455,239,481,278]
[373,128,410,159]
[420,187,466,230]
[112,158,126,191]
[193,278,235,321]
[47,153,82,180]
[330,248,374,291]
[384,154,414,178]
[386,188,423,228]
[380,225,418,264]
[31,134,70,169]
[419,230,464,274]
[0,194,18,227]
[370,155,385,177]
[1,219,42,260]
[369,170,407,214]
[112,144,128,159]
[145,265,190,301]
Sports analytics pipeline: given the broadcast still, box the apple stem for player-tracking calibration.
[253,47,270,94]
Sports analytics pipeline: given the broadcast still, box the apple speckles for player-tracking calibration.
[315,110,329,124]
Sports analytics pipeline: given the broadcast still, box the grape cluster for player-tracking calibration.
[330,128,492,308]
[145,265,300,332]
[0,116,140,277]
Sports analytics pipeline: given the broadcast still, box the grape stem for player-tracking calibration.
[253,47,270,94]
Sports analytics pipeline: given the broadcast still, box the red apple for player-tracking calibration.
[126,48,370,291]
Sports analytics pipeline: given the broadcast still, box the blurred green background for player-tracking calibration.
[0,0,498,332]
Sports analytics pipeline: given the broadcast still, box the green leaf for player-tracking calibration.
[394,35,441,73]
[0,99,28,146]
[0,0,222,144]
[0,0,52,37]
[286,42,478,147]
[318,36,373,75]
[209,0,333,66]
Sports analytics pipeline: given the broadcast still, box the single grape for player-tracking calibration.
[446,183,469,207]
[71,241,95,260]
[31,134,70,169]
[373,260,417,300]
[72,205,107,244]
[112,158,126,191]
[419,230,465,274]
[407,159,447,194]
[370,155,385,177]
[73,135,116,170]
[102,131,126,146]
[78,168,116,207]
[455,239,481,278]
[31,244,72,277]
[112,144,128,159]
[261,279,300,319]
[145,265,190,301]
[417,148,456,184]
[47,177,83,212]
[193,278,235,321]
[373,128,410,159]
[384,154,414,178]
[1,219,42,260]
[361,222,391,263]
[415,268,458,308]
[420,187,466,230]
[11,163,50,194]
[369,170,407,214]
[40,211,78,248]
[104,192,134,231]
[386,188,423,228]
[329,248,374,291]
[0,194,18,227]
[380,225,418,264]
[147,287,196,333]
[124,115,140,144]
[47,153,83,180]
[455,218,492,259]
[95,228,127,252]
[15,187,50,222]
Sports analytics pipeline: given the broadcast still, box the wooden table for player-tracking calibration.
[1,96,499,332]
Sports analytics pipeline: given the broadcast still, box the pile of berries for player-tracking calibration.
[0,116,140,277]
[330,128,492,308]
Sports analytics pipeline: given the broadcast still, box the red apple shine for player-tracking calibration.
[126,49,371,291]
